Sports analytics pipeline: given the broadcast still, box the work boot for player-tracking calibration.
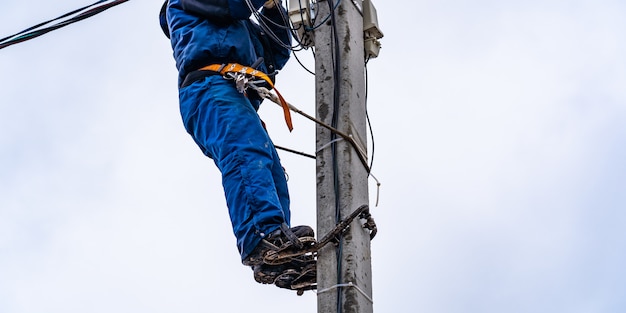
[287,262,317,291]
[274,261,317,290]
[252,251,316,285]
[243,225,315,266]
[252,263,292,285]
[274,268,301,289]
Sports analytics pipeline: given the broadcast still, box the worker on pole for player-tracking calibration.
[159,0,315,291]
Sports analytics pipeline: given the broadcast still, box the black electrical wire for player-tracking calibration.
[0,0,106,44]
[0,0,129,50]
[365,62,376,172]
[293,49,316,76]
[243,0,315,75]
[248,0,343,75]
[326,0,345,312]
[309,0,342,31]
[247,0,298,51]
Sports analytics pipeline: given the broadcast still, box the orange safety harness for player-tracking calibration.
[196,63,294,132]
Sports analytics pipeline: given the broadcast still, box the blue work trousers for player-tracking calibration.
[179,75,290,261]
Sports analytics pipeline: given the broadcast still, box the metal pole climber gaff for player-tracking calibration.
[262,204,377,296]
[263,204,377,266]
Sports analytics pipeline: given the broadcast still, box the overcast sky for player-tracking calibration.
[1,0,625,312]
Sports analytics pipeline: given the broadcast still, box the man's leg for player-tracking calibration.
[269,141,291,224]
[179,76,287,260]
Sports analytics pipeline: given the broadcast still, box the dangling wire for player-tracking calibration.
[242,0,346,75]
[0,0,129,50]
[244,0,300,51]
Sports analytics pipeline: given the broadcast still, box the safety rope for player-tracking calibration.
[247,83,370,172]
[275,145,315,159]
[248,82,383,206]
[199,64,380,214]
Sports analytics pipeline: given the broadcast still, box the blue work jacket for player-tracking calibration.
[165,0,292,86]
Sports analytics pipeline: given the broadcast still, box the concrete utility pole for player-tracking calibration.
[314,1,374,312]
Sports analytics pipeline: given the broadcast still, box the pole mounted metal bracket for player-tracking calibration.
[363,0,384,59]
[288,0,314,48]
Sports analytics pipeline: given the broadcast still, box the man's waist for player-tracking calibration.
[180,68,222,88]
[180,62,273,89]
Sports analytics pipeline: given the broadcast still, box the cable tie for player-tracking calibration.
[316,282,373,303]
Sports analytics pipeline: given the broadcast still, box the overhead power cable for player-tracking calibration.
[0,0,129,50]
